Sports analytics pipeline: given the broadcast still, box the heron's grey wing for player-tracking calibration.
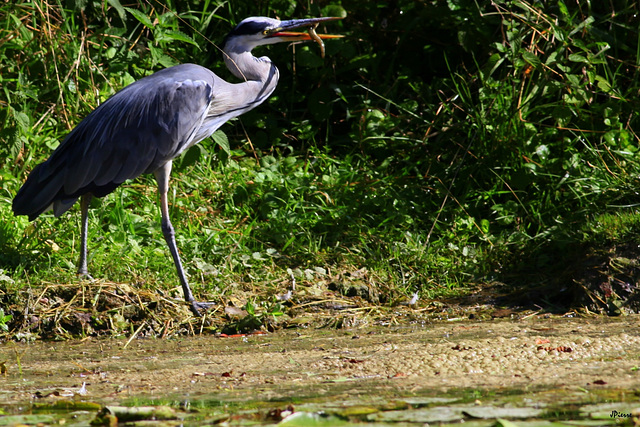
[62,76,214,193]
[13,67,215,220]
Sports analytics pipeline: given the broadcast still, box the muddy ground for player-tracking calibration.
[1,315,639,425]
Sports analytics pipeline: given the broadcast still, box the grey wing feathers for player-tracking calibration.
[12,64,215,220]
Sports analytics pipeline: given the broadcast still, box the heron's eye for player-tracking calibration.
[263,30,269,35]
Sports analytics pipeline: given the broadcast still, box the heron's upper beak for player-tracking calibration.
[266,16,344,41]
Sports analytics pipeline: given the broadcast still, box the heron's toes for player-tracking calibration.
[77,272,95,281]
[190,301,214,317]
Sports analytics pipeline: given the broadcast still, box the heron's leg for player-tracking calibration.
[77,194,93,279]
[154,163,212,316]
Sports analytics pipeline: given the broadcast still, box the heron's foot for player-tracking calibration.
[77,271,94,281]
[190,300,214,317]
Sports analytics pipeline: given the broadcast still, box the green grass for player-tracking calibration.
[2,0,640,318]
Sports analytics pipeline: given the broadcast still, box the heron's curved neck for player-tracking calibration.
[222,46,280,108]
[223,48,271,81]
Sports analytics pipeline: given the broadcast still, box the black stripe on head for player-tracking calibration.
[230,19,271,37]
[222,19,273,49]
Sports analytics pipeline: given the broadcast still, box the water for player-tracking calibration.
[1,316,639,425]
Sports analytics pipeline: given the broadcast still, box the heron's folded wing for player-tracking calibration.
[13,65,216,218]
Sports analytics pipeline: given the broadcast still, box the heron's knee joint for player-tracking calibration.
[161,221,175,237]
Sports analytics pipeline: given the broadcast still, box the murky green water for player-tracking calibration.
[1,316,639,425]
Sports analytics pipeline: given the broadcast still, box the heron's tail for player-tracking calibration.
[12,162,78,221]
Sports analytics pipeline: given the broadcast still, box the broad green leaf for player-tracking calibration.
[569,16,595,37]
[162,30,199,48]
[124,7,154,29]
[595,76,611,93]
[176,144,203,172]
[212,130,230,155]
[157,54,178,68]
[522,51,541,67]
[106,0,126,22]
[568,53,589,63]
[321,4,348,18]
[557,0,570,18]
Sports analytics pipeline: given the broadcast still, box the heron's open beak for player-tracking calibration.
[267,16,344,41]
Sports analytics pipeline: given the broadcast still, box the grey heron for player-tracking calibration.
[12,16,342,316]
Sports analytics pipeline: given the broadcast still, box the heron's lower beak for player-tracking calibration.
[270,32,343,41]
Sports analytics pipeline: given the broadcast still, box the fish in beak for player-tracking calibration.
[267,16,344,57]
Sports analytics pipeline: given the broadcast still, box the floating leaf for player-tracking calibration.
[279,411,352,426]
[462,406,544,419]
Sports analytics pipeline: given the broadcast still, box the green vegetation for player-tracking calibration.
[1,0,640,318]
[0,308,12,332]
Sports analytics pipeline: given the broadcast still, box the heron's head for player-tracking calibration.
[222,16,343,53]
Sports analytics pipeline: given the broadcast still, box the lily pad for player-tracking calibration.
[278,411,352,426]
[463,406,544,419]
[367,406,465,423]
[0,414,56,425]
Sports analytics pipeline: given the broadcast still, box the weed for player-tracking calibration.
[0,308,12,332]
[1,0,640,325]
